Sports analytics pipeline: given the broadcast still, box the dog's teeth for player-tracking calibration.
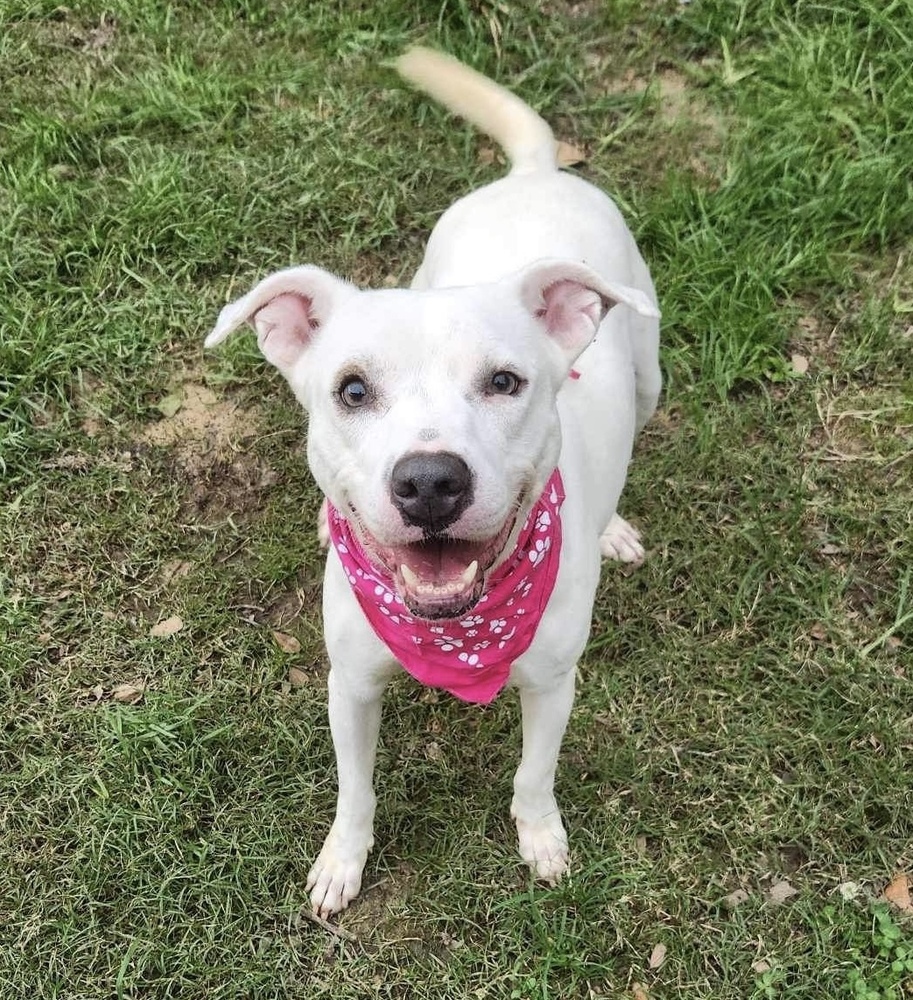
[460,560,479,586]
[400,560,478,599]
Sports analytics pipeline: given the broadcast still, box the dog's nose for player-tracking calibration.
[390,452,473,531]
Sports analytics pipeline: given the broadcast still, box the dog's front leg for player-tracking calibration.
[510,668,575,883]
[307,665,387,917]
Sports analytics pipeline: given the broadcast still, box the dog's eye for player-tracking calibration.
[338,376,371,408]
[489,370,522,396]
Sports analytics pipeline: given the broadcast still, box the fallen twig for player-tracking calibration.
[299,908,358,942]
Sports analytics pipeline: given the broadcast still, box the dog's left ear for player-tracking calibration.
[204,266,357,376]
[515,259,660,365]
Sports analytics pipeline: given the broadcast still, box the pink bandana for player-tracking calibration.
[327,471,565,704]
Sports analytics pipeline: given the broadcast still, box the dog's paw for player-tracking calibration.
[599,513,645,566]
[317,497,330,549]
[515,814,569,884]
[306,828,372,918]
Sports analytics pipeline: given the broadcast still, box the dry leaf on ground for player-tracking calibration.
[150,615,184,638]
[273,631,301,654]
[557,140,587,166]
[883,873,912,913]
[648,942,667,969]
[111,681,144,704]
[160,559,194,585]
[156,389,184,418]
[723,887,750,909]
[632,984,650,1000]
[287,667,308,688]
[767,879,798,905]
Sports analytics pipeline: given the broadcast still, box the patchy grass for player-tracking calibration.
[1,1,911,998]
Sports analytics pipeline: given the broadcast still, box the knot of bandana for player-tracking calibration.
[327,470,565,704]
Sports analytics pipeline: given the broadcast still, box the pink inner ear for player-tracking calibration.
[253,293,318,371]
[538,279,605,351]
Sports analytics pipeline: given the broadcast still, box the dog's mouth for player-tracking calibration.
[354,515,517,620]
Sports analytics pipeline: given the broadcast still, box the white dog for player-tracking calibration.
[205,47,660,918]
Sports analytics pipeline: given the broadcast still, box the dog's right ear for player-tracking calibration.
[204,266,357,376]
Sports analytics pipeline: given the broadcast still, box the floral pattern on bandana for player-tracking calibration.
[327,471,565,704]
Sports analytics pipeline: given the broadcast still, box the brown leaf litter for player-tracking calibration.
[149,615,184,638]
[883,872,912,914]
[272,630,302,654]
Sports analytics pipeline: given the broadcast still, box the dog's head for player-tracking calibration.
[206,260,657,620]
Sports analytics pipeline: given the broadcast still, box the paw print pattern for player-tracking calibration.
[528,536,551,566]
[432,634,464,652]
[497,626,518,650]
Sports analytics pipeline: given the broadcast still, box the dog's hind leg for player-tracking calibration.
[600,306,659,566]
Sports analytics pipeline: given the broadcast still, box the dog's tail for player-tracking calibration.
[394,46,558,176]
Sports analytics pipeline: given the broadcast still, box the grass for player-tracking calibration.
[2,0,912,997]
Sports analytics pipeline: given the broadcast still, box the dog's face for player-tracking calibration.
[206,260,656,619]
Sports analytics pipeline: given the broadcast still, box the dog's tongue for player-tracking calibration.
[401,539,478,583]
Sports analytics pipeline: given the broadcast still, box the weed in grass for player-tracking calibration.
[816,902,913,1000]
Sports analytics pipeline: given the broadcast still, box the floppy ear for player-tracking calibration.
[204,266,357,375]
[515,259,660,365]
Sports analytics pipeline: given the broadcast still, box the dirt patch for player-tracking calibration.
[29,9,118,55]
[655,69,691,122]
[139,381,261,475]
[331,867,422,946]
[784,290,855,376]
[133,377,288,524]
[594,64,728,184]
[604,66,722,128]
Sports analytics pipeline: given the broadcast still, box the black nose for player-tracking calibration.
[390,452,473,531]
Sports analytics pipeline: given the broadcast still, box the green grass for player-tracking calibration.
[2,0,912,997]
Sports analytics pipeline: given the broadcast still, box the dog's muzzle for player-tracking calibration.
[339,451,519,620]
